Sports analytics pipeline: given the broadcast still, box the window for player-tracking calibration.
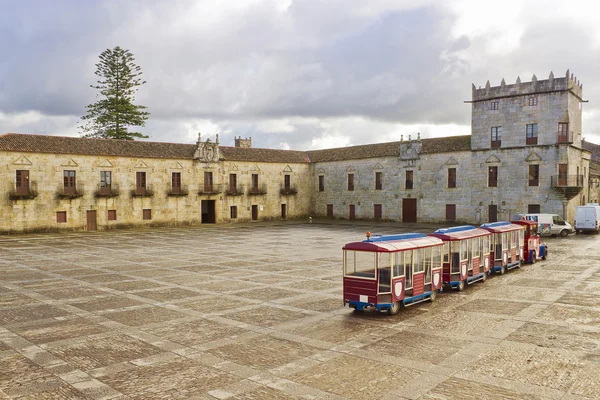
[251,173,259,191]
[529,164,539,186]
[448,168,456,188]
[64,170,76,194]
[488,166,498,187]
[204,171,213,192]
[318,175,324,192]
[284,174,291,191]
[374,204,382,219]
[558,122,569,143]
[488,204,498,222]
[491,127,502,148]
[405,170,413,190]
[490,101,499,110]
[171,172,181,193]
[347,174,354,191]
[327,204,333,217]
[108,210,117,221]
[446,204,456,221]
[375,172,382,190]
[526,123,538,145]
[230,206,237,219]
[56,211,67,223]
[229,173,237,193]
[528,204,540,213]
[281,204,287,219]
[142,209,152,220]
[136,171,146,194]
[528,96,538,106]
[16,170,30,195]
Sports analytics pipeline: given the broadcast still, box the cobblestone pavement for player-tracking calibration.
[0,220,599,399]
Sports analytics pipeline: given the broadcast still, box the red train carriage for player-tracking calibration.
[480,221,525,273]
[343,233,443,315]
[511,220,548,263]
[429,226,492,291]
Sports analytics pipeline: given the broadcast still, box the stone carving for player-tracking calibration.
[194,133,220,163]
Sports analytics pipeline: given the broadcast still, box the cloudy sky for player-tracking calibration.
[1,0,600,149]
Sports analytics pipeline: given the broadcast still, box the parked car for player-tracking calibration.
[574,203,600,234]
[513,213,573,237]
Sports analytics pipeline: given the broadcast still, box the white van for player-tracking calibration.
[513,213,573,237]
[574,204,600,233]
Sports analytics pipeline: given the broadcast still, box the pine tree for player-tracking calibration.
[80,46,150,140]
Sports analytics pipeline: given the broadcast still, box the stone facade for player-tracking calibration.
[0,71,596,233]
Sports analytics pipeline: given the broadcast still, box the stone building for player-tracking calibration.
[0,70,597,233]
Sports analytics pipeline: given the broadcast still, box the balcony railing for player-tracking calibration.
[225,184,244,196]
[9,181,38,200]
[167,184,189,197]
[557,130,574,144]
[280,184,298,196]
[248,184,268,196]
[491,140,501,148]
[551,175,584,188]
[198,183,223,195]
[56,184,84,199]
[131,184,154,198]
[95,183,120,198]
[525,137,538,145]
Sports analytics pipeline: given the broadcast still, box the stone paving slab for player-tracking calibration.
[0,221,598,399]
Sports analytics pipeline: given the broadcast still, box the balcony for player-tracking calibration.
[525,137,538,145]
[225,184,244,196]
[9,181,38,200]
[56,184,84,199]
[131,184,154,198]
[95,184,120,198]
[557,130,574,144]
[198,183,223,195]
[280,184,298,196]
[551,174,584,199]
[248,184,268,196]
[167,184,189,197]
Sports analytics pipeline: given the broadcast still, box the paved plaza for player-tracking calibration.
[0,221,599,399]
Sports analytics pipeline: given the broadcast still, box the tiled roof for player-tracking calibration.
[0,132,472,163]
[306,135,471,162]
[219,146,310,163]
[583,140,600,163]
[0,133,196,159]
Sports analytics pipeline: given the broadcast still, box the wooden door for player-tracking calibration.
[326,204,333,218]
[252,205,258,220]
[488,205,498,222]
[558,164,568,186]
[402,199,417,223]
[16,170,29,195]
[349,204,355,220]
[86,210,97,231]
[374,204,382,219]
[281,204,286,219]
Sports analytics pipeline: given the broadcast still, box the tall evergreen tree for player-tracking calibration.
[80,46,150,140]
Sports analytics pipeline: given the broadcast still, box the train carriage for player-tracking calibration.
[343,233,444,315]
[511,220,548,263]
[480,221,525,273]
[429,226,492,291]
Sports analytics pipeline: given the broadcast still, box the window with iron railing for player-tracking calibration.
[526,123,538,145]
[405,170,413,190]
[488,166,498,187]
[558,123,570,143]
[528,164,539,186]
[375,172,383,190]
[491,126,502,148]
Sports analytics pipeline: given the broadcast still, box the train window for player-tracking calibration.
[424,248,432,284]
[344,251,376,278]
[405,250,413,289]
[473,237,480,259]
[443,242,450,263]
[414,249,424,273]
[519,229,524,244]
[378,254,391,293]
[393,252,405,277]
[451,241,461,273]
[502,233,508,250]
[432,247,442,270]
[461,240,468,261]
[482,235,489,254]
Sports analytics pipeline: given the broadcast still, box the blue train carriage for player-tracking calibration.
[480,221,525,274]
[343,232,444,315]
[429,226,492,291]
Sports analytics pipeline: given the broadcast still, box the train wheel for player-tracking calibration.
[457,280,466,291]
[388,301,401,315]
[430,290,437,302]
[542,249,547,260]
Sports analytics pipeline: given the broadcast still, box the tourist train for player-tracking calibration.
[343,220,548,314]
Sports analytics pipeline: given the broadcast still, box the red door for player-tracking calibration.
[86,210,97,231]
[349,205,355,220]
[558,164,568,186]
[402,199,417,223]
